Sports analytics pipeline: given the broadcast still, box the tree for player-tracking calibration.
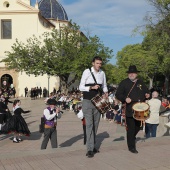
[102,63,116,85]
[132,0,170,94]
[115,44,158,88]
[1,21,113,92]
[142,0,170,94]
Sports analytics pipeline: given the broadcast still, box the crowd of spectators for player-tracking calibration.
[25,85,170,135]
[44,90,83,114]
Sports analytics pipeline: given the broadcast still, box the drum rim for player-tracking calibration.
[133,115,150,121]
[132,102,149,111]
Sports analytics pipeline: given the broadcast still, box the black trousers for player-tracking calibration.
[0,114,6,124]
[126,117,141,150]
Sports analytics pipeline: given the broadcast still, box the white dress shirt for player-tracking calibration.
[44,108,61,121]
[79,67,108,93]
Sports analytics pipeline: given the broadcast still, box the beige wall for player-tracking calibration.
[0,0,52,59]
[0,0,68,96]
[18,72,60,97]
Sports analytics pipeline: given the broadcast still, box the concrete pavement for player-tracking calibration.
[0,97,170,170]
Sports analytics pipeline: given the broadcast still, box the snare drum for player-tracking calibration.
[132,102,150,121]
[91,95,111,114]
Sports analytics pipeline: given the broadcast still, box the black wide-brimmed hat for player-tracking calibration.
[126,65,140,73]
[47,98,57,105]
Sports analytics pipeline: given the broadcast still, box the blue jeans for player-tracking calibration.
[115,114,121,122]
[145,123,158,138]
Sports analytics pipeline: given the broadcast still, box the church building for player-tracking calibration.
[0,0,70,96]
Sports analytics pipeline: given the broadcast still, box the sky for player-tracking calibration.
[31,0,154,65]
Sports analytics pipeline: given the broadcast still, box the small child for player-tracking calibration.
[1,99,31,143]
[41,98,62,149]
[106,109,114,122]
[113,99,121,124]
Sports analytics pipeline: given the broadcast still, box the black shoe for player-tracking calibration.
[17,138,23,142]
[93,148,100,153]
[86,151,94,158]
[129,148,138,154]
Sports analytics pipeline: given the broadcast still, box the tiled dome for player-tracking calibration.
[38,0,68,20]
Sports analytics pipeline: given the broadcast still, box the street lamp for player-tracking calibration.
[47,74,50,97]
[154,66,158,88]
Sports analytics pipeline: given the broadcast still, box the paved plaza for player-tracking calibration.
[0,97,170,170]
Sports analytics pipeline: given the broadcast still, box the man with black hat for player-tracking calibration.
[115,65,150,154]
[41,98,61,149]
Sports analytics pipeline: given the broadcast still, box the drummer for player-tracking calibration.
[115,65,150,154]
[79,56,108,158]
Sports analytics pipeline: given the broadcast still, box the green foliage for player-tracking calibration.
[114,44,158,84]
[142,12,170,77]
[102,63,116,84]
[1,21,113,87]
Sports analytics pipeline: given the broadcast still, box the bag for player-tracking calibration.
[77,109,84,119]
[39,117,45,133]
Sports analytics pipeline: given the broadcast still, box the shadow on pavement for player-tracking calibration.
[96,131,110,149]
[23,131,42,140]
[113,136,125,142]
[59,131,110,148]
[6,131,42,141]
[59,134,84,147]
[0,134,13,141]
[163,128,170,136]
[136,137,146,142]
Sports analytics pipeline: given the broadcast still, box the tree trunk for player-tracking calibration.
[58,74,78,94]
[59,79,68,94]
[164,75,169,96]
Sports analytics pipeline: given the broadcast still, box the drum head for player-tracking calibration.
[132,102,149,111]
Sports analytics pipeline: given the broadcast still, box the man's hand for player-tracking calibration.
[126,97,131,103]
[113,109,117,114]
[103,92,108,98]
[90,85,100,90]
[56,107,60,114]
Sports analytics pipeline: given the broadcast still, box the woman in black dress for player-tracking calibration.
[1,99,31,143]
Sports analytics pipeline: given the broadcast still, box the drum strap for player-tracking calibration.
[124,80,138,111]
[89,68,103,95]
[127,79,138,98]
[124,80,138,130]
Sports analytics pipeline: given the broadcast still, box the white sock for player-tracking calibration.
[0,124,1,130]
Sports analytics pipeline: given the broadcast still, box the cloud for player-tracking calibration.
[61,0,153,37]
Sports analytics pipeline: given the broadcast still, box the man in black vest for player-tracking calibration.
[79,56,108,158]
[115,65,150,154]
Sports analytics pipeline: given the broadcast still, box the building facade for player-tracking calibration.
[0,0,69,96]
